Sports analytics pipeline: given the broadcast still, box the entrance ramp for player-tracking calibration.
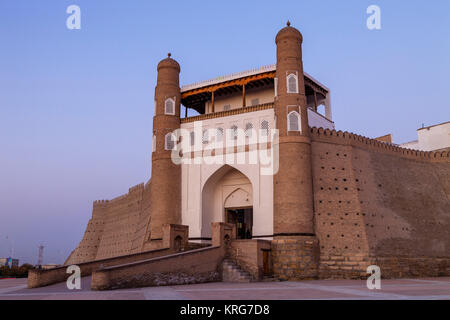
[91,222,236,290]
[91,245,226,290]
[28,224,192,289]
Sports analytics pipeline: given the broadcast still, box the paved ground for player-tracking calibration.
[0,277,449,300]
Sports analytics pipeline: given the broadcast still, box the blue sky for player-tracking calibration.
[0,0,449,264]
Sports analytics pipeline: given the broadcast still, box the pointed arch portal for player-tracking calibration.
[201,165,253,239]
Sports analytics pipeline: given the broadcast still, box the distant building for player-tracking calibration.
[0,257,19,268]
[374,134,393,144]
[400,121,450,152]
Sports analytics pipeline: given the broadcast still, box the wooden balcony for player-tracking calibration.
[181,102,274,124]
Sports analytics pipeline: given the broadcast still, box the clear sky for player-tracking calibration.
[0,0,449,265]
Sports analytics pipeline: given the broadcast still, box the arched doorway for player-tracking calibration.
[201,165,253,239]
[174,235,183,252]
[224,188,253,239]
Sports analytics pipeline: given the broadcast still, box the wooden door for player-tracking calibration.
[263,250,270,276]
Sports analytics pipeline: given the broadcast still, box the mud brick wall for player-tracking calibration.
[310,128,450,279]
[319,254,370,279]
[91,246,225,290]
[28,247,173,288]
[229,239,272,280]
[130,180,152,253]
[369,256,450,278]
[272,236,320,280]
[66,181,152,264]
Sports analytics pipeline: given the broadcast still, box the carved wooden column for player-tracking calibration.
[211,90,215,113]
[313,90,318,112]
[242,84,246,107]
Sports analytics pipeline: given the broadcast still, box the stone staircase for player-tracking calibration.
[221,259,253,283]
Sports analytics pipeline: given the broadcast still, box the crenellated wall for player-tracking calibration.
[310,127,450,279]
[310,127,449,162]
[65,181,152,265]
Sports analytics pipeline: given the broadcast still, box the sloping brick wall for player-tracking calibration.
[91,246,225,290]
[29,247,173,288]
[66,181,152,264]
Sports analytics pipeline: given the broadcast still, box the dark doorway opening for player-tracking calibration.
[226,208,253,239]
[262,249,271,276]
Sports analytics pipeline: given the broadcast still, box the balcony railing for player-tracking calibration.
[181,102,274,124]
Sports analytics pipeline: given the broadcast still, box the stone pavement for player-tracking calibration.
[0,277,449,300]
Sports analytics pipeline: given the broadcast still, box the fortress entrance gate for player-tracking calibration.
[225,207,253,239]
[201,165,253,239]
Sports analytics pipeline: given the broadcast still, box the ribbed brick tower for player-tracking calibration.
[149,54,182,243]
[272,22,319,280]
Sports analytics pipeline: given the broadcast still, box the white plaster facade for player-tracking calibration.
[176,65,334,242]
[400,122,450,151]
[180,108,275,241]
[178,106,334,242]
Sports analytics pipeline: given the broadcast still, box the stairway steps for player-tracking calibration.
[221,259,253,283]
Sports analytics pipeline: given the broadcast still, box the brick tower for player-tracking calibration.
[272,22,319,279]
[148,53,182,244]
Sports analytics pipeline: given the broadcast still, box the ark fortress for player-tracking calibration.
[63,23,449,283]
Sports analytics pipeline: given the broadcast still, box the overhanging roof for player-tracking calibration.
[180,64,329,113]
[181,64,329,94]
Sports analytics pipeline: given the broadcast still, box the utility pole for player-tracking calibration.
[5,235,14,258]
[37,245,44,267]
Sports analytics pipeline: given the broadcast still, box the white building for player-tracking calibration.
[178,65,334,241]
[400,121,450,152]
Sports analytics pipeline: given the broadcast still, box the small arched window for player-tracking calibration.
[190,131,195,146]
[165,133,176,150]
[165,98,175,115]
[216,127,224,142]
[260,120,269,137]
[288,111,301,132]
[152,135,156,152]
[202,129,209,144]
[245,122,253,138]
[287,73,298,93]
[230,125,238,140]
[174,235,183,252]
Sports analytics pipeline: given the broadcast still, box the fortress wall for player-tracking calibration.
[310,128,450,278]
[130,180,152,253]
[95,183,145,260]
[311,140,370,279]
[310,127,450,163]
[65,201,107,265]
[355,148,450,277]
[66,181,152,264]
